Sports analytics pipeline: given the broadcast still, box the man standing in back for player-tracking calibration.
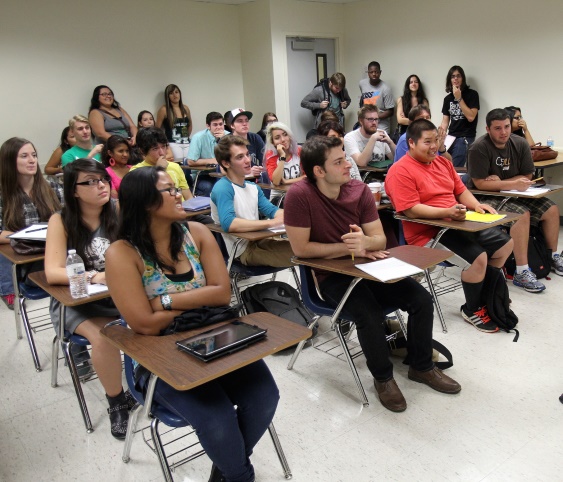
[359,61,395,133]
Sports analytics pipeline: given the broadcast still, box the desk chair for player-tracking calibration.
[287,264,406,407]
[121,352,292,481]
[17,282,50,372]
[211,231,301,310]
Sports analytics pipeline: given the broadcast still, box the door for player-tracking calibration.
[286,37,336,143]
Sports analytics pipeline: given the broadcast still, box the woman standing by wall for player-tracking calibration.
[156,84,193,160]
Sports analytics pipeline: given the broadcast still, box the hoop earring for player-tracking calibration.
[109,157,116,167]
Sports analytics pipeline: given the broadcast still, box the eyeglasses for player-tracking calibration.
[513,115,523,120]
[75,177,111,187]
[450,74,462,79]
[99,92,114,97]
[364,117,379,122]
[158,187,182,196]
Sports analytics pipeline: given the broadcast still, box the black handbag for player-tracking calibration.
[159,304,240,336]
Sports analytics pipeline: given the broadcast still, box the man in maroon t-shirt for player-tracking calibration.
[284,136,461,413]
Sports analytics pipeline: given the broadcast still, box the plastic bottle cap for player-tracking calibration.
[68,249,76,255]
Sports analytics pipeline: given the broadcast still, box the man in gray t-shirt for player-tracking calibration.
[468,108,562,292]
[359,61,395,133]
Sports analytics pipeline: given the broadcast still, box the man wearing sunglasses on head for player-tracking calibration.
[61,115,103,168]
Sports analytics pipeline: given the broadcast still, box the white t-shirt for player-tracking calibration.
[344,129,390,166]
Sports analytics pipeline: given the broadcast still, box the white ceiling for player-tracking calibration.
[193,0,363,4]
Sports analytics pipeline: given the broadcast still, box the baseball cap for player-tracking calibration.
[230,108,253,122]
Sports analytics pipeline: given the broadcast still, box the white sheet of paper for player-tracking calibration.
[7,224,48,240]
[87,283,109,295]
[444,135,456,152]
[500,187,550,196]
[355,257,423,282]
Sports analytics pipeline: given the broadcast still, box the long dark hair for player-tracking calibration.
[260,112,277,131]
[401,75,428,119]
[137,110,154,129]
[89,85,121,112]
[102,135,129,167]
[118,166,184,273]
[60,127,73,152]
[164,84,189,129]
[0,137,61,231]
[504,106,525,137]
[62,159,117,264]
[445,65,470,93]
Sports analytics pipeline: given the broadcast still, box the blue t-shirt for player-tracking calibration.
[394,133,408,163]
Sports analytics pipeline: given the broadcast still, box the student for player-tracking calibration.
[0,137,63,310]
[467,108,562,290]
[61,115,103,168]
[88,85,137,145]
[211,135,294,268]
[440,66,480,167]
[102,135,131,198]
[264,122,305,203]
[106,166,279,482]
[284,135,461,412]
[301,72,351,128]
[45,159,132,439]
[186,111,229,196]
[358,61,395,133]
[386,119,513,332]
[130,127,192,201]
[44,127,76,176]
[156,84,193,160]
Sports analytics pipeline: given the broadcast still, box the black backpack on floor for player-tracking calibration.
[504,225,551,279]
[241,282,316,335]
[482,266,519,341]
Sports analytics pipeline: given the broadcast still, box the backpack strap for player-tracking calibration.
[432,339,453,370]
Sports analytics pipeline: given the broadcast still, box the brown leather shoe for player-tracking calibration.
[374,378,407,412]
[408,367,461,394]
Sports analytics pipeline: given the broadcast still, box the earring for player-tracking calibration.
[109,157,116,167]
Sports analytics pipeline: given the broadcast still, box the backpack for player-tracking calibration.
[504,225,551,279]
[241,281,316,335]
[310,79,329,117]
[482,266,519,341]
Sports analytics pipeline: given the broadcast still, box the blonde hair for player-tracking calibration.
[68,114,89,129]
[265,122,298,156]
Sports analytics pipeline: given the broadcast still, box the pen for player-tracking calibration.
[532,177,543,183]
[350,228,354,262]
[26,227,47,233]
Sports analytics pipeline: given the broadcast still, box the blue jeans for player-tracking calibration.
[320,275,434,381]
[449,136,475,168]
[0,254,14,296]
[153,360,279,482]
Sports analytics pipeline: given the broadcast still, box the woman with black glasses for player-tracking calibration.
[88,85,137,146]
[45,158,132,440]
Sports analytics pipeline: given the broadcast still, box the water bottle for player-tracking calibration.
[547,136,554,147]
[66,249,88,299]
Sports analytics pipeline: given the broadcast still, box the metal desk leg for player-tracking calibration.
[12,263,22,339]
[429,228,449,333]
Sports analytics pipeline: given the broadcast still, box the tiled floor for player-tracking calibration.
[1,234,563,482]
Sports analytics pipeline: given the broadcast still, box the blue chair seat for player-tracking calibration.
[18,282,48,301]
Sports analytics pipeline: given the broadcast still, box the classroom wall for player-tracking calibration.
[342,0,563,145]
[238,0,276,132]
[0,0,245,162]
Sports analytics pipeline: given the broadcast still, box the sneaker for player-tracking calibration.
[460,304,499,333]
[512,269,546,293]
[1,294,15,310]
[551,253,563,276]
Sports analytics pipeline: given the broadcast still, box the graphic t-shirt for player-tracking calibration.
[441,88,480,138]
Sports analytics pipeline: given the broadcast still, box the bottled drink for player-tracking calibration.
[547,136,554,147]
[66,249,88,299]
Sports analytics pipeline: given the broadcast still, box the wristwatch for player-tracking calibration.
[160,294,172,311]
[279,156,287,161]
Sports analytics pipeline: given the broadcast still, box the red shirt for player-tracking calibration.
[385,154,467,246]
